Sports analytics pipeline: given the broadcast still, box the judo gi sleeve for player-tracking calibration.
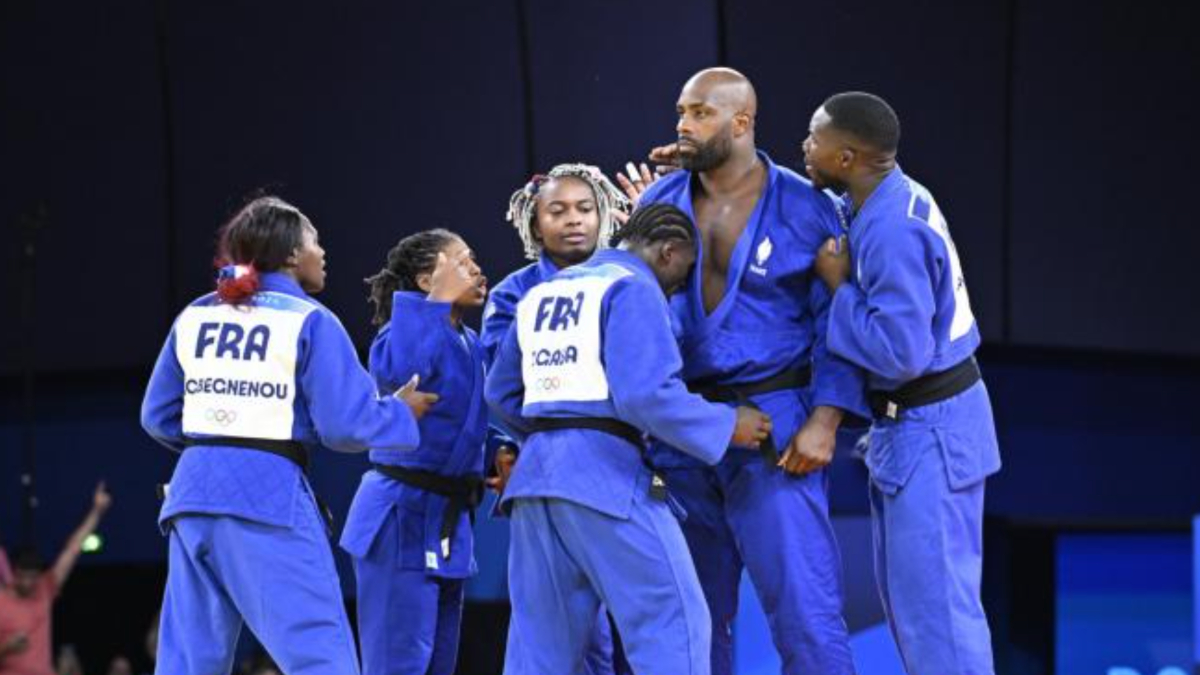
[141,327,186,453]
[369,293,456,387]
[483,320,532,443]
[603,279,736,465]
[300,309,420,453]
[827,225,938,383]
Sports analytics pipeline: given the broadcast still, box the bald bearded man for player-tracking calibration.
[630,68,868,675]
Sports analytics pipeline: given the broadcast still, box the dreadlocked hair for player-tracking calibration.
[610,203,697,248]
[505,163,630,260]
[365,228,460,326]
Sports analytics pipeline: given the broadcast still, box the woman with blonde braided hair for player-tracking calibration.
[504,162,630,263]
[484,163,632,675]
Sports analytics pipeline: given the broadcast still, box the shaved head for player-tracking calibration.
[675,67,759,171]
[681,67,758,119]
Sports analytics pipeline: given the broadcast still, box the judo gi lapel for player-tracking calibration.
[422,329,486,571]
[689,152,777,346]
[443,331,486,476]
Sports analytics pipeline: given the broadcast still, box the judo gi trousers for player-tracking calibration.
[868,430,995,675]
[352,507,465,675]
[503,578,619,675]
[156,494,359,675]
[663,460,855,675]
[504,493,711,675]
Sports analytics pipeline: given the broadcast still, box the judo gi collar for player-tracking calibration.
[255,271,310,298]
[591,248,660,287]
[850,164,906,223]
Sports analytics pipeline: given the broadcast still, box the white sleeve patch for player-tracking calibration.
[910,191,976,342]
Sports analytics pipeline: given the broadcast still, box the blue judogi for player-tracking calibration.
[481,256,621,675]
[480,257,561,469]
[487,249,740,675]
[637,152,867,675]
[340,292,487,675]
[826,166,1001,675]
[141,272,419,675]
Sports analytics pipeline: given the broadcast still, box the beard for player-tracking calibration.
[678,128,733,172]
[805,163,847,193]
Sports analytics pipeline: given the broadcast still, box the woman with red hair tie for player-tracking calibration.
[141,195,435,675]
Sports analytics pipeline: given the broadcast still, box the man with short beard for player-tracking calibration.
[808,91,999,675]
[626,68,867,675]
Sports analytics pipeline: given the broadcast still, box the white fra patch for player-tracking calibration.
[517,272,625,405]
[175,300,310,440]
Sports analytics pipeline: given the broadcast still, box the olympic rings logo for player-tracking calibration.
[534,377,561,391]
[205,408,239,426]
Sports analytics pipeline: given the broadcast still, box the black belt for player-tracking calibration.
[527,417,667,501]
[176,436,333,533]
[868,357,981,420]
[687,365,812,466]
[372,464,483,561]
[183,436,310,472]
[528,416,645,449]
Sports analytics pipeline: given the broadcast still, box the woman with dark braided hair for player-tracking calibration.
[340,229,489,675]
[486,204,772,675]
[140,195,434,675]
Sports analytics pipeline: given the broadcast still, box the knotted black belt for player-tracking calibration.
[371,464,483,560]
[687,365,813,466]
[867,356,981,420]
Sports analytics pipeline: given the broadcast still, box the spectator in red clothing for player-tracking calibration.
[0,546,12,588]
[0,482,111,675]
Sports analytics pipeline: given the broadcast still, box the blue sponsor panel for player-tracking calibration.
[1195,516,1200,671]
[1056,533,1191,675]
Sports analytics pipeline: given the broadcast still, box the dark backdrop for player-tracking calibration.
[1,1,1198,672]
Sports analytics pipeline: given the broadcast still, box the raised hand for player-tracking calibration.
[615,161,660,206]
[428,249,476,303]
[92,481,112,515]
[648,142,681,170]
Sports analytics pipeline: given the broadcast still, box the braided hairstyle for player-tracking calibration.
[610,202,697,248]
[365,228,460,326]
[505,163,630,260]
